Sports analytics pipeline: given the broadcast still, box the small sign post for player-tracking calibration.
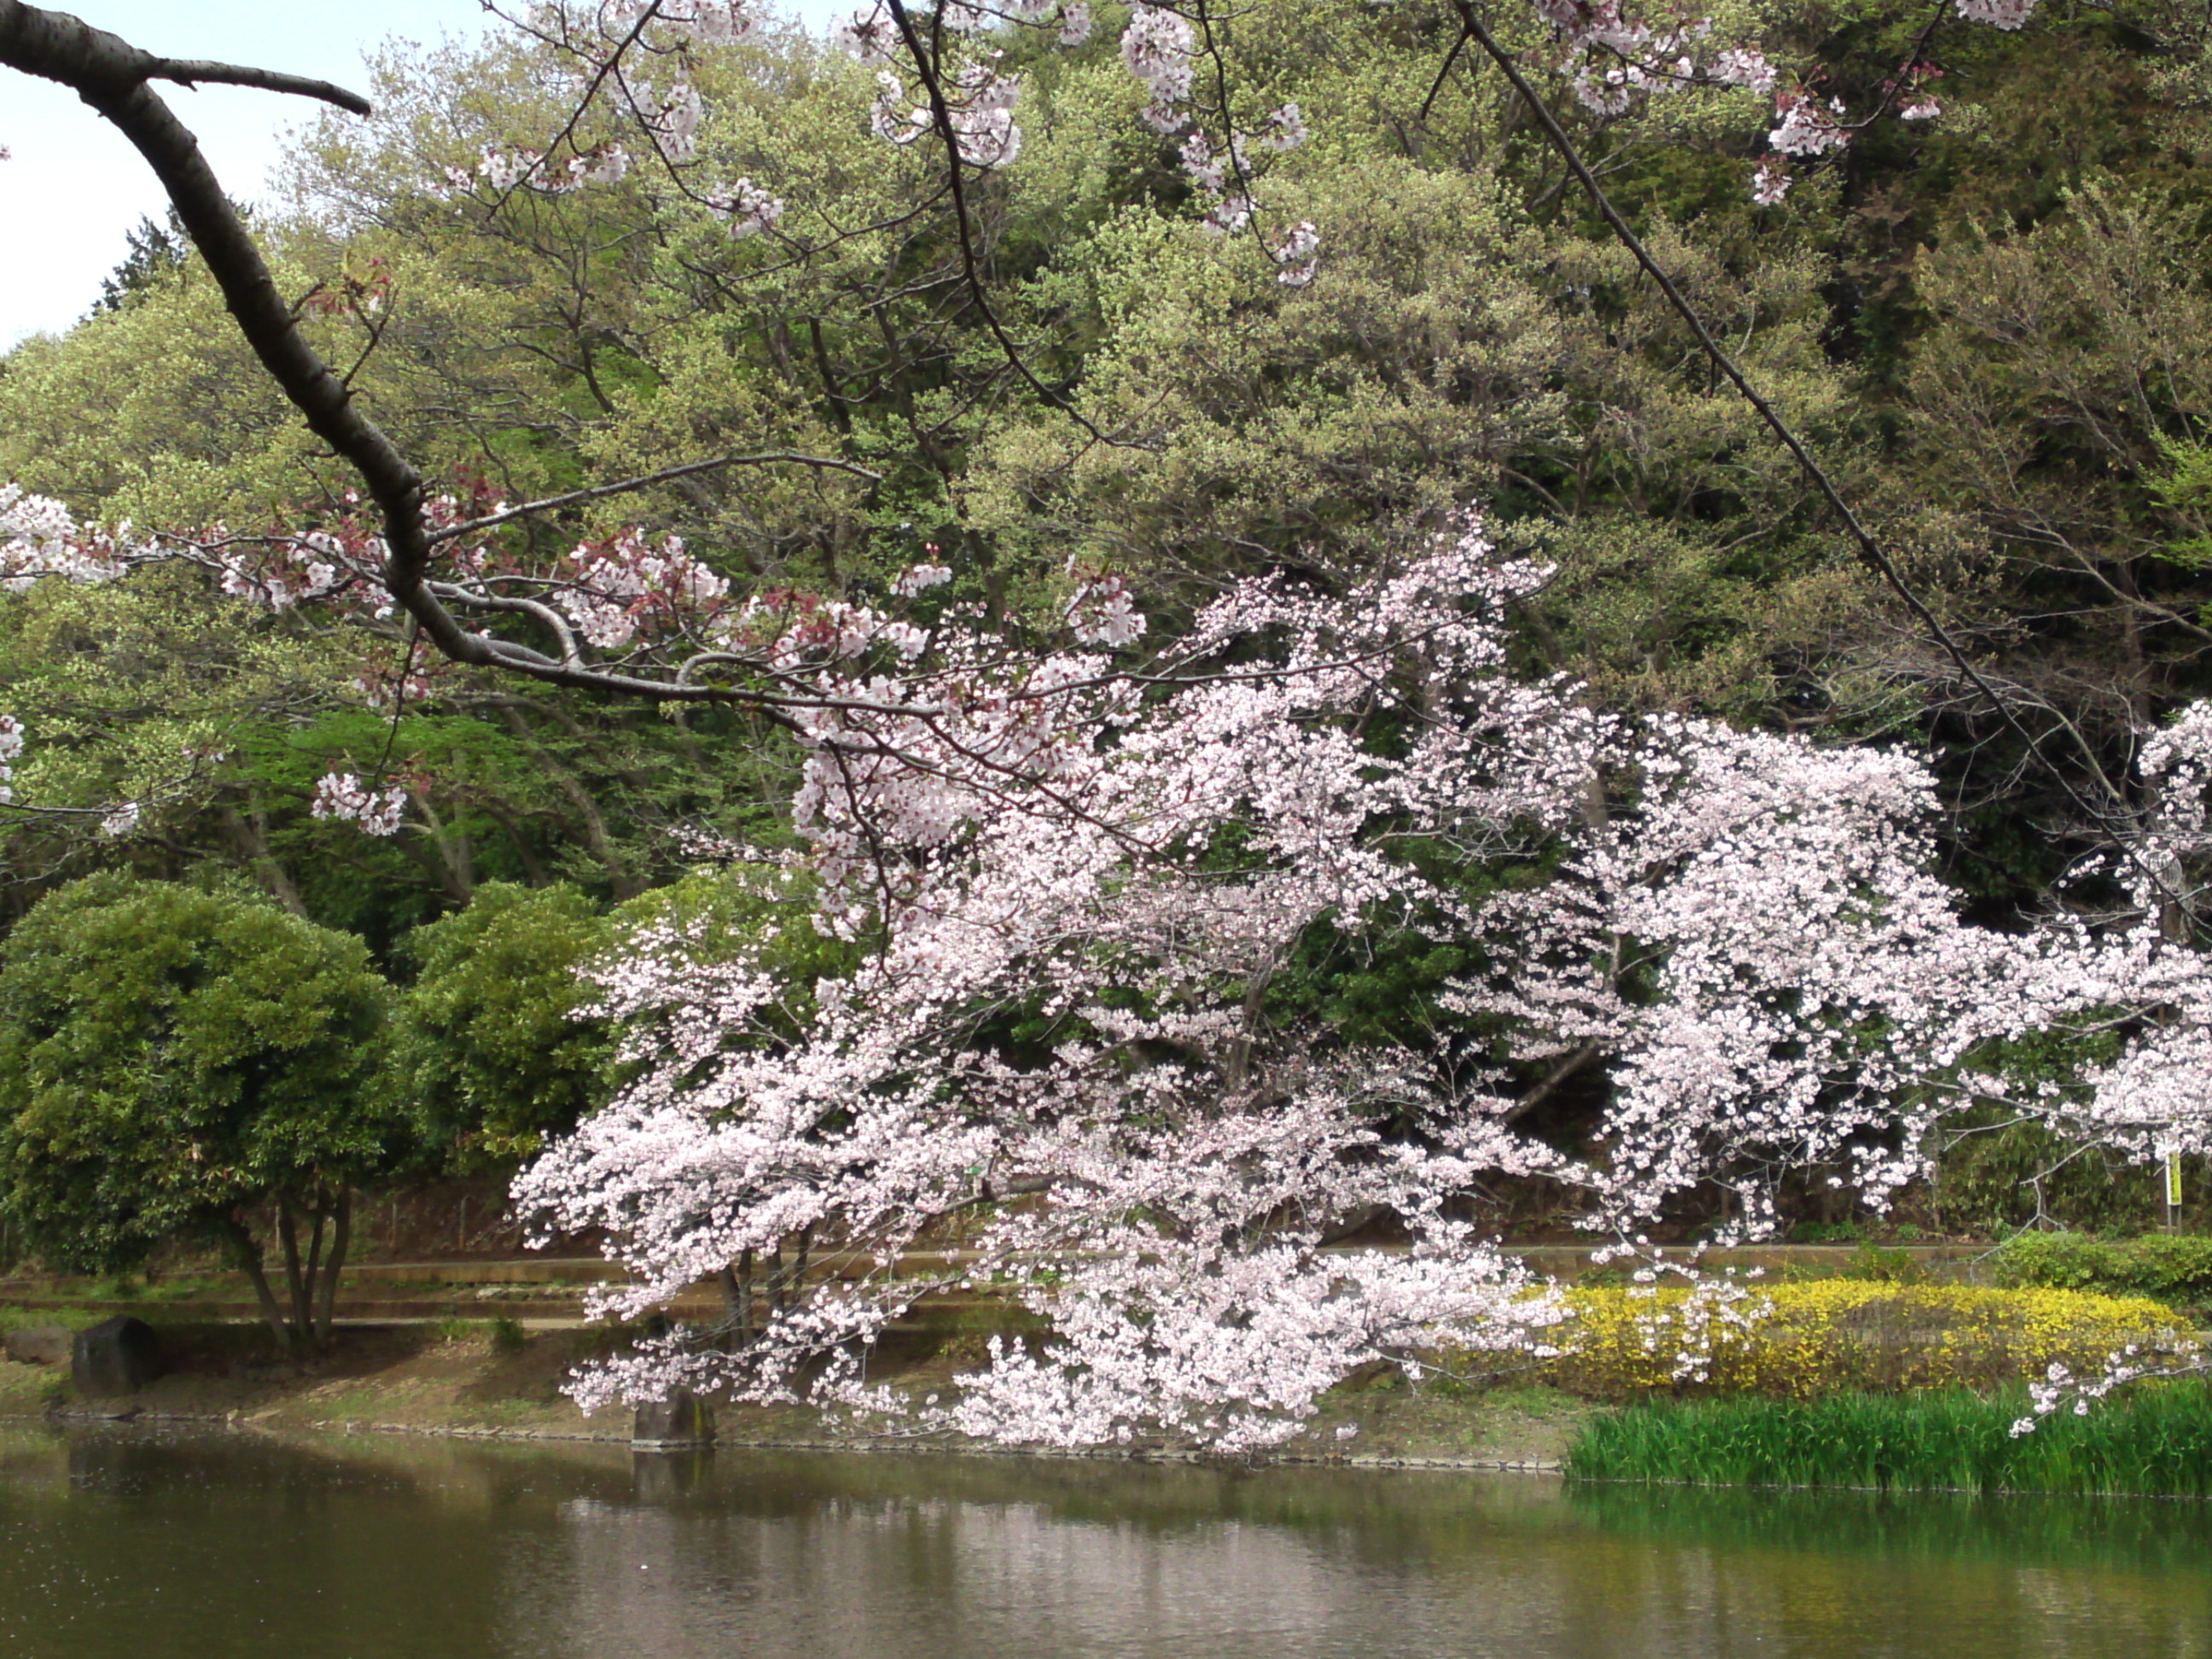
[2166,1151,2184,1232]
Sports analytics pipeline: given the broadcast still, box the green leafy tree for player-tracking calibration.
[393,882,615,1167]
[0,874,399,1353]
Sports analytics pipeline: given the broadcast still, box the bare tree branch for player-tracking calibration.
[1447,0,2170,876]
[0,3,370,113]
[429,452,886,545]
[0,1,871,705]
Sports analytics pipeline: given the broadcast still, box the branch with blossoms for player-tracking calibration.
[2012,1337,2212,1437]
[1501,0,2022,206]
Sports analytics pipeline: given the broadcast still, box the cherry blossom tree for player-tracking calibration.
[515,514,1599,1447]
[503,501,2212,1445]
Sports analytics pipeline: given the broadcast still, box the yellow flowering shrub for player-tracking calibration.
[1537,1281,2188,1400]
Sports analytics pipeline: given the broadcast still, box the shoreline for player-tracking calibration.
[0,1317,1588,1471]
[24,1403,1568,1472]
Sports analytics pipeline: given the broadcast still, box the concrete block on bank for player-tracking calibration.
[72,1316,161,1398]
[632,1389,715,1449]
[5,1326,73,1366]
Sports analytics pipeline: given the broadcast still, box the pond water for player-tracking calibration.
[0,1427,2203,1658]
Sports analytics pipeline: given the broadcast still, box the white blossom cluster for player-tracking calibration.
[494,503,2212,1445]
[0,714,20,806]
[890,561,953,597]
[839,0,1087,173]
[309,772,409,837]
[515,517,1604,1443]
[552,529,731,649]
[1767,90,1851,156]
[1059,563,1144,645]
[703,177,783,239]
[1118,7,1316,274]
[212,529,362,611]
[1954,0,2038,28]
[1,485,126,591]
[1121,3,1196,131]
[1523,0,2039,204]
[597,0,760,45]
[870,57,1025,169]
[1532,0,1777,119]
[462,140,631,196]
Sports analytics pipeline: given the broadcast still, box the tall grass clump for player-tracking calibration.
[1567,1383,2212,1497]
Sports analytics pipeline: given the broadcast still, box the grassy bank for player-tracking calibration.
[1567,1385,2212,1497]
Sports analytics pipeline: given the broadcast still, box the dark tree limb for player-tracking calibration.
[0,3,370,113]
[0,3,846,704]
[218,1213,291,1354]
[313,1189,352,1348]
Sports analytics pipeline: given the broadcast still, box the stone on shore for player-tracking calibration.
[72,1316,162,1399]
[633,1390,715,1448]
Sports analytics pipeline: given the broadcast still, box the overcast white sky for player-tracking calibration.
[0,2,834,346]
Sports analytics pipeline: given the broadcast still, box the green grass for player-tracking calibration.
[1567,1384,2212,1497]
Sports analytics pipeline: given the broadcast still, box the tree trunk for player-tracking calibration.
[303,1200,326,1307]
[218,803,310,917]
[275,1195,311,1352]
[313,1189,351,1348]
[218,1214,290,1354]
[717,1259,746,1352]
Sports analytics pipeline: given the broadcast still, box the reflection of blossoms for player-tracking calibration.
[311,773,409,837]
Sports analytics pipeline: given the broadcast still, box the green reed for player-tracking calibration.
[1566,1383,2212,1497]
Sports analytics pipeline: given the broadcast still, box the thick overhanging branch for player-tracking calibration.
[0,2,822,706]
[0,3,370,113]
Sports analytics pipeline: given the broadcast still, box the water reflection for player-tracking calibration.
[0,1428,2199,1658]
